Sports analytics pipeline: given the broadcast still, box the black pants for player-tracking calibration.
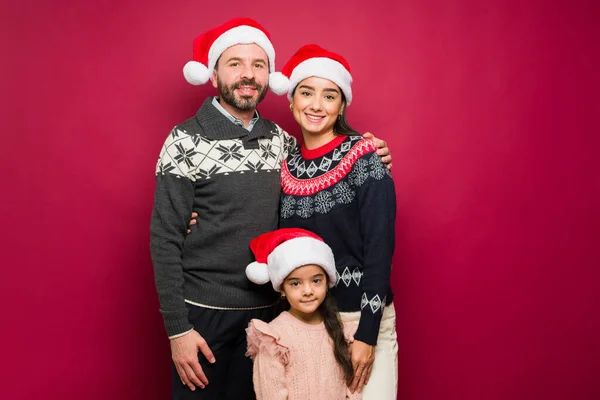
[172,305,276,400]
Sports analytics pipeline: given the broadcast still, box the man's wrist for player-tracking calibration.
[169,328,194,340]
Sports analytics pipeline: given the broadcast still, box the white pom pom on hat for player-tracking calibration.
[246,228,337,292]
[183,61,210,85]
[268,72,290,95]
[245,261,270,285]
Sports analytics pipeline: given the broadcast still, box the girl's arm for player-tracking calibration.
[253,349,289,400]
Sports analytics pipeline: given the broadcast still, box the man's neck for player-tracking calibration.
[218,98,256,128]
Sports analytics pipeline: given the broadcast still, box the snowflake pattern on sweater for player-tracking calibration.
[156,124,296,181]
[279,135,396,345]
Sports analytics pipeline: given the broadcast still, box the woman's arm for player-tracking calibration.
[353,152,396,345]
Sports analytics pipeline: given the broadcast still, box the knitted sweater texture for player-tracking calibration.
[150,98,296,336]
[279,135,396,345]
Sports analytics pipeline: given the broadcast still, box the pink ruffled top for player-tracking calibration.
[246,311,360,400]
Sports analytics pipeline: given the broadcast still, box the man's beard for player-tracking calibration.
[217,77,268,111]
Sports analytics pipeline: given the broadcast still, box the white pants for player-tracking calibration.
[340,304,398,400]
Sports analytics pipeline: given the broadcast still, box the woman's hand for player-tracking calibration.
[187,212,198,234]
[348,339,375,393]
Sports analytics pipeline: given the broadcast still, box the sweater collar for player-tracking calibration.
[195,97,274,141]
[281,311,326,331]
[211,97,260,131]
[300,135,347,160]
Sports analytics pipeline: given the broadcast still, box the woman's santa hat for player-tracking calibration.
[182,17,289,95]
[278,44,354,106]
[246,228,337,292]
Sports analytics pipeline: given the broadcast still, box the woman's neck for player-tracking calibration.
[301,129,337,150]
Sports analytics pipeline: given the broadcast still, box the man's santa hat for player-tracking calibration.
[182,17,289,95]
[246,228,337,292]
[279,44,354,106]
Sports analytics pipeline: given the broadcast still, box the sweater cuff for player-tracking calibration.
[353,295,385,345]
[162,309,193,338]
[169,328,194,340]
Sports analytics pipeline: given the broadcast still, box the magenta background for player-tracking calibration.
[1,0,599,399]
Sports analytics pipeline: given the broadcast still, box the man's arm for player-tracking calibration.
[150,127,215,391]
[150,138,195,337]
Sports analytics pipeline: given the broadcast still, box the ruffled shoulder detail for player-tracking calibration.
[246,319,290,365]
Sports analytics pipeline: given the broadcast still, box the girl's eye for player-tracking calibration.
[301,91,311,97]
[313,278,322,284]
[290,281,300,287]
[325,95,334,100]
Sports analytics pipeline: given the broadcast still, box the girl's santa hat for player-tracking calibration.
[246,228,337,292]
[278,44,354,105]
[182,17,289,95]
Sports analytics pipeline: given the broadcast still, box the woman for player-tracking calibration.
[276,44,398,399]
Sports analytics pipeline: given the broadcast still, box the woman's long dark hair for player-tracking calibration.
[277,287,353,385]
[333,93,360,138]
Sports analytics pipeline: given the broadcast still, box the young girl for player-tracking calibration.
[245,228,360,400]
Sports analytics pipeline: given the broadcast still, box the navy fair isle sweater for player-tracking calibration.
[279,135,396,345]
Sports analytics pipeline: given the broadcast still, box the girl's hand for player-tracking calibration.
[348,340,375,393]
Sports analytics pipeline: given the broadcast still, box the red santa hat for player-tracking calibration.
[279,44,353,106]
[246,228,337,292]
[182,17,289,95]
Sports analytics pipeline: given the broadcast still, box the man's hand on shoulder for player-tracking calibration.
[362,132,392,170]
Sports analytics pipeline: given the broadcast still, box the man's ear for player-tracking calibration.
[210,69,218,89]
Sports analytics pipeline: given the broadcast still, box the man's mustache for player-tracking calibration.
[232,79,263,90]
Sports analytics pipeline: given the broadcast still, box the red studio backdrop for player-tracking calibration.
[1,1,599,399]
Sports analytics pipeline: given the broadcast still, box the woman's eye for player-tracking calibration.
[301,91,311,97]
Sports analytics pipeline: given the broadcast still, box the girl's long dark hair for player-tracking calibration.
[277,288,353,385]
[320,291,354,385]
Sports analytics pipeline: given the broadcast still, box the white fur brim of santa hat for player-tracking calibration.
[245,229,337,292]
[182,17,289,95]
[280,44,353,106]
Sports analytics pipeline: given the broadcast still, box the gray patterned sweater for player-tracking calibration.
[150,98,296,337]
[279,135,396,345]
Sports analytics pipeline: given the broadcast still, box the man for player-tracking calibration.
[150,17,391,399]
